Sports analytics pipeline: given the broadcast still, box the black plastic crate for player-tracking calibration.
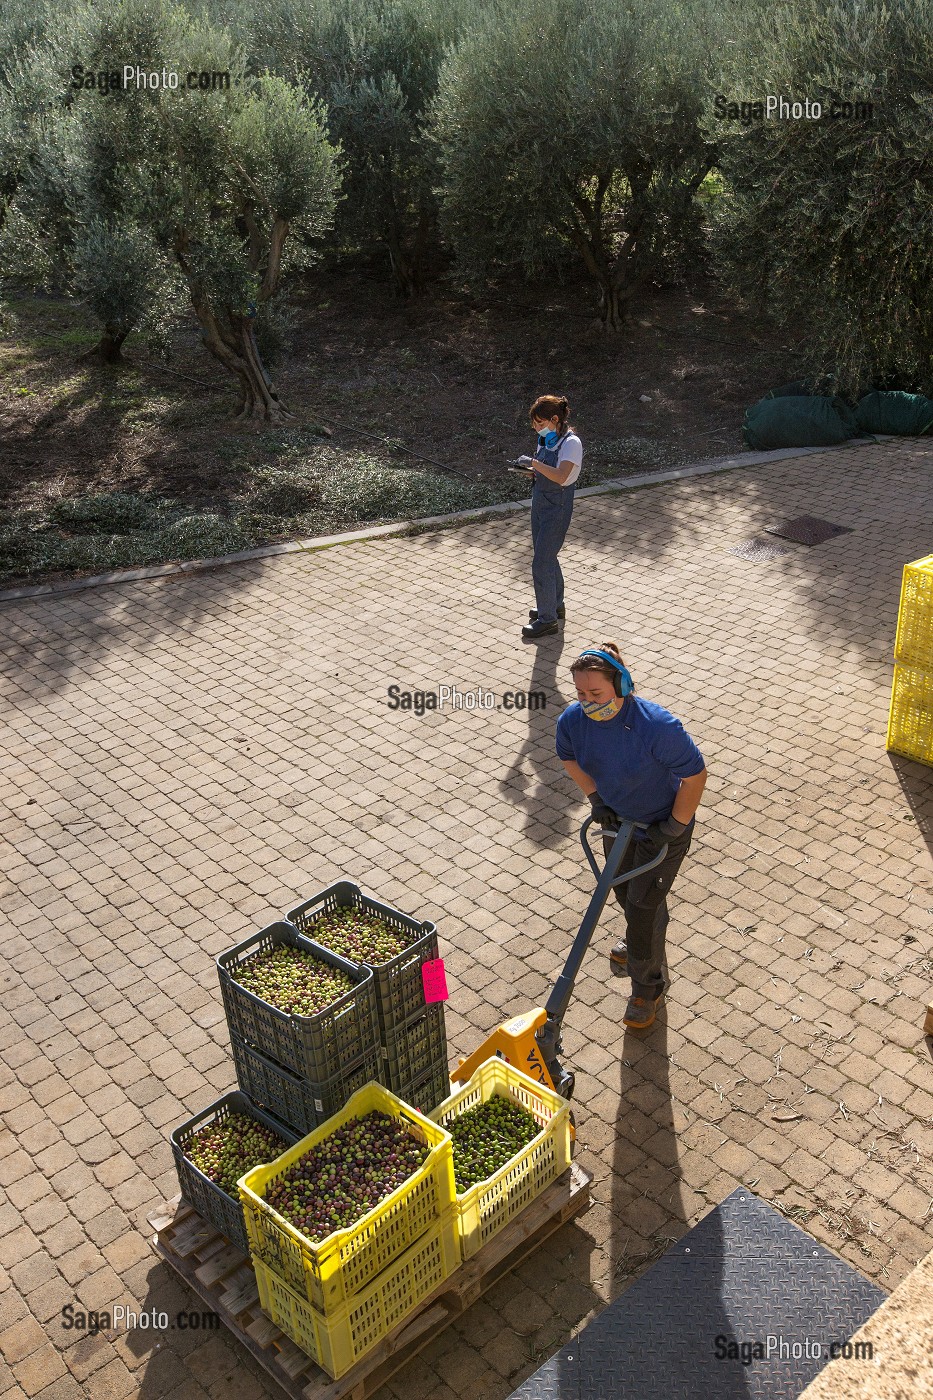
[287,882,439,1036]
[231,1031,383,1137]
[170,1090,298,1256]
[395,1060,452,1117]
[217,920,379,1082]
[381,1003,448,1096]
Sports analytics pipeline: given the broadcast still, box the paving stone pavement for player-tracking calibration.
[2,438,933,1400]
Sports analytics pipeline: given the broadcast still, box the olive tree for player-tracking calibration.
[0,1,85,332]
[240,0,455,297]
[0,0,186,361]
[0,0,61,229]
[1,0,343,417]
[1,113,180,362]
[145,59,343,418]
[430,0,717,328]
[707,0,933,394]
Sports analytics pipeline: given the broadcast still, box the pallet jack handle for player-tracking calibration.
[534,817,669,1098]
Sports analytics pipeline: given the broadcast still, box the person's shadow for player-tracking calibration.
[582,1007,752,1398]
[536,999,751,1396]
[498,634,576,849]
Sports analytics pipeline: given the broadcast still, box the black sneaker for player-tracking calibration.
[529,605,566,620]
[521,619,559,639]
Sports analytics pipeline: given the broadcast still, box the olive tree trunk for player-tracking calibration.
[178,216,294,422]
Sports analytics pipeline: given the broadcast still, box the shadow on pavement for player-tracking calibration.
[498,631,576,849]
[0,554,280,709]
[606,1012,752,1398]
[889,752,933,853]
[3,440,929,711]
[127,1246,279,1399]
[406,439,933,671]
[432,1217,601,1397]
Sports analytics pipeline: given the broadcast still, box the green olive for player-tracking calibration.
[304,908,416,966]
[450,1095,541,1192]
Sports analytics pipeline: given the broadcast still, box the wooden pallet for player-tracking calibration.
[148,1163,591,1400]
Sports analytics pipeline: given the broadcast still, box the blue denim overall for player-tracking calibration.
[531,431,576,624]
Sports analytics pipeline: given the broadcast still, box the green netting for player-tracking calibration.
[854,391,933,436]
[742,396,857,450]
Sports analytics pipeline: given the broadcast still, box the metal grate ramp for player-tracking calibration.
[507,1188,886,1400]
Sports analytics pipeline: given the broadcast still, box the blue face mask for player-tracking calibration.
[537,429,561,449]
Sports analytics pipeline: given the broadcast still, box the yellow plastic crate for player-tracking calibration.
[253,1208,459,1378]
[887,662,933,765]
[238,1082,456,1313]
[894,555,933,670]
[429,1059,571,1259]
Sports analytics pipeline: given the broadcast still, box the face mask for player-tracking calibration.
[537,429,561,449]
[581,698,620,721]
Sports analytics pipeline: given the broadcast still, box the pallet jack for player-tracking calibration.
[451,816,669,1103]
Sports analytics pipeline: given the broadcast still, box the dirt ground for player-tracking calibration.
[0,269,803,516]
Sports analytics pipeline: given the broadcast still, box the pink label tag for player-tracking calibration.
[422,958,449,1004]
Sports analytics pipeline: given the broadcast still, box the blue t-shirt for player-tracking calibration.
[555,695,705,824]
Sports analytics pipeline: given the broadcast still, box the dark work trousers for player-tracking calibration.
[530,476,575,623]
[602,821,694,1001]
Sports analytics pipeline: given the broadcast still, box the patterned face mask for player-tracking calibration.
[581,698,619,721]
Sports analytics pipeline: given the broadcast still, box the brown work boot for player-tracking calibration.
[623,992,664,1030]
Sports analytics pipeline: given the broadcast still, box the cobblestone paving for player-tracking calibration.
[2,439,933,1400]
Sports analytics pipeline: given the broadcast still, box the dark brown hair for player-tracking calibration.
[570,641,630,695]
[529,394,571,432]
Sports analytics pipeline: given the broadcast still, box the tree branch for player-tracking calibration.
[241,201,265,274]
[259,216,289,303]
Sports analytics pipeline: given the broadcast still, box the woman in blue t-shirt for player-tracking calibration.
[556,641,708,1030]
[516,393,584,640]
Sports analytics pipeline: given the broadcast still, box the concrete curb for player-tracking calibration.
[0,434,895,603]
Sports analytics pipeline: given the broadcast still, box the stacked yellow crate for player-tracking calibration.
[888,554,933,764]
[237,1083,459,1380]
[430,1061,572,1260]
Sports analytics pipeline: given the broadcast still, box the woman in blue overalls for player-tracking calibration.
[518,394,584,639]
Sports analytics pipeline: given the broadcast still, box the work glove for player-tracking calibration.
[644,815,690,851]
[588,792,619,830]
[516,455,535,469]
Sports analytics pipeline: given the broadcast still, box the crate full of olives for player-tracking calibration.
[429,1058,571,1259]
[238,1082,457,1314]
[287,882,438,1035]
[171,1091,298,1256]
[216,921,379,1082]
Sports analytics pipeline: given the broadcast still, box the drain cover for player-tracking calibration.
[507,1189,886,1400]
[765,515,853,546]
[729,537,793,562]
